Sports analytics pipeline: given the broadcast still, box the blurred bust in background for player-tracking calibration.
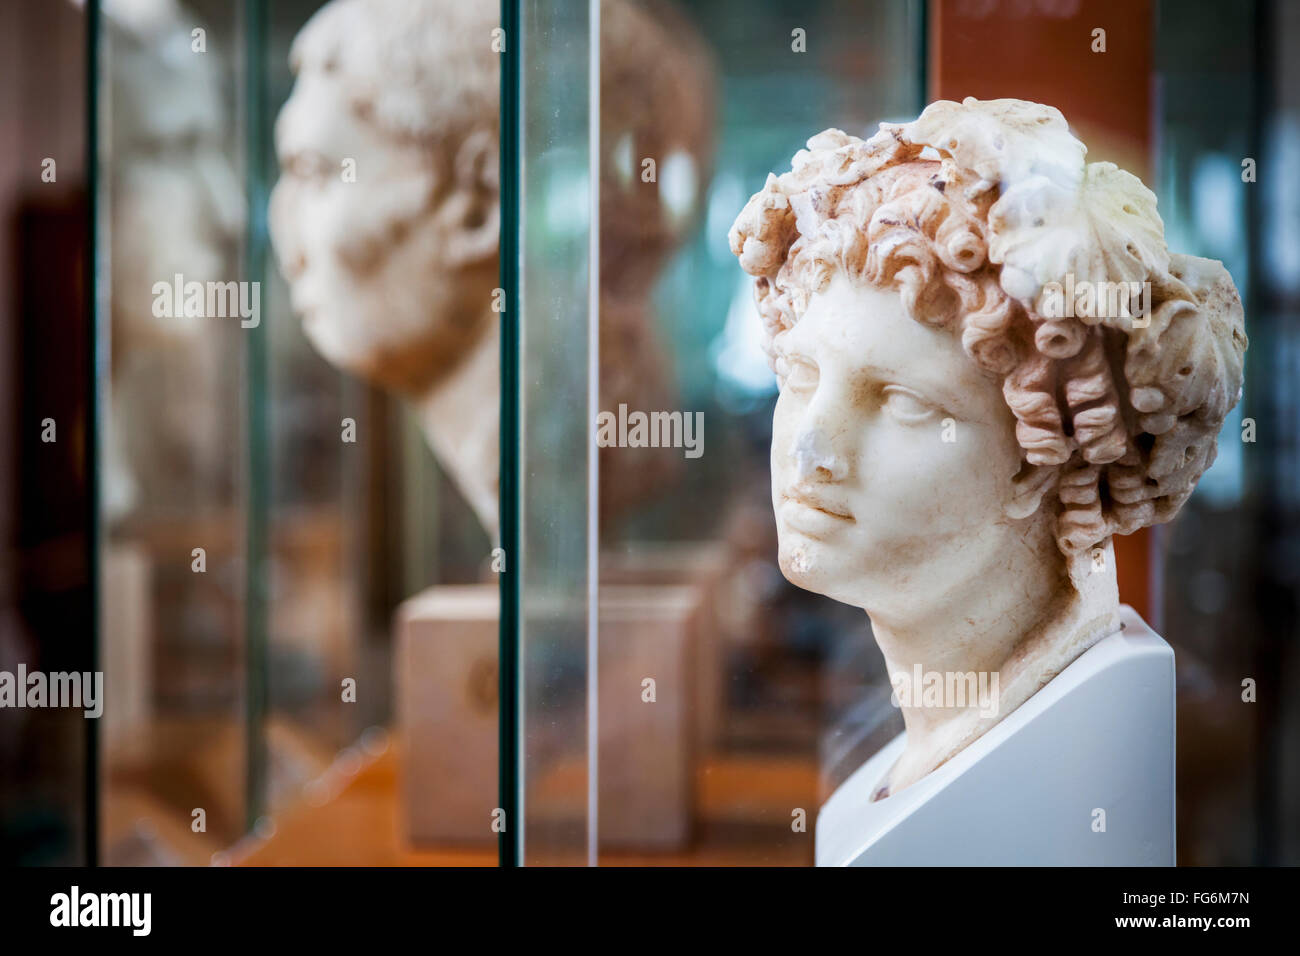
[270,0,501,536]
[270,0,717,539]
[105,0,244,520]
[597,0,715,523]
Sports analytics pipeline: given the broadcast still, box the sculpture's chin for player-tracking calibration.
[300,313,355,366]
[777,535,849,600]
[777,528,897,612]
[300,315,392,389]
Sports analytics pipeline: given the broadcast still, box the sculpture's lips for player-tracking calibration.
[781,489,853,522]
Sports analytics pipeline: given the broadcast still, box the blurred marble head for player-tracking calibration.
[108,0,244,354]
[270,0,719,533]
[596,0,716,520]
[269,0,500,399]
[103,0,245,520]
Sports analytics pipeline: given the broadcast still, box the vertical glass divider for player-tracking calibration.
[512,0,592,866]
[499,0,521,869]
[86,0,103,866]
[240,0,270,833]
[585,0,601,869]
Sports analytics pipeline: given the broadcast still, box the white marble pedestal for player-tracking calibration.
[816,605,1175,866]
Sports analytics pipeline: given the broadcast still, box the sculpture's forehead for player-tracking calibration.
[276,69,366,155]
[276,70,421,175]
[784,274,1006,422]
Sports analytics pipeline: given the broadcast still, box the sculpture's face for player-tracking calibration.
[270,64,494,396]
[770,273,1032,610]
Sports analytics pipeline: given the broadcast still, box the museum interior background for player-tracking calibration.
[0,0,1296,865]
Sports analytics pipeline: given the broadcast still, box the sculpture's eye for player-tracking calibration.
[288,151,333,181]
[882,385,939,425]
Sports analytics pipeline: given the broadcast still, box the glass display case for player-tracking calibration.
[94,0,494,866]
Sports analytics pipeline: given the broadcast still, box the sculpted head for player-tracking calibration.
[269,0,499,398]
[269,0,715,534]
[731,98,1246,611]
[730,100,1246,785]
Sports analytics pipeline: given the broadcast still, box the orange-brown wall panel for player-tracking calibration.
[930,0,1155,618]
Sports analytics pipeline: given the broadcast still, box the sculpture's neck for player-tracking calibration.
[413,317,501,543]
[870,542,1121,799]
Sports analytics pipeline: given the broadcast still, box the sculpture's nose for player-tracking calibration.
[792,423,846,483]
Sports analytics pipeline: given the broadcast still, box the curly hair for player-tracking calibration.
[729,100,1248,558]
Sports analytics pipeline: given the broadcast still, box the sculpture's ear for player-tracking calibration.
[442,128,500,268]
[1005,462,1055,520]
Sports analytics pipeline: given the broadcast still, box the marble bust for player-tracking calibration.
[269,0,502,536]
[729,98,1247,798]
[269,0,715,537]
[105,0,244,520]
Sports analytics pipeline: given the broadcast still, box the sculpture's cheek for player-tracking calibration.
[776,415,1022,606]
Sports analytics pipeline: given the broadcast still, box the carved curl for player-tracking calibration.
[728,99,1247,558]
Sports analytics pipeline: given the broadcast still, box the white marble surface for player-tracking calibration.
[817,605,1175,866]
